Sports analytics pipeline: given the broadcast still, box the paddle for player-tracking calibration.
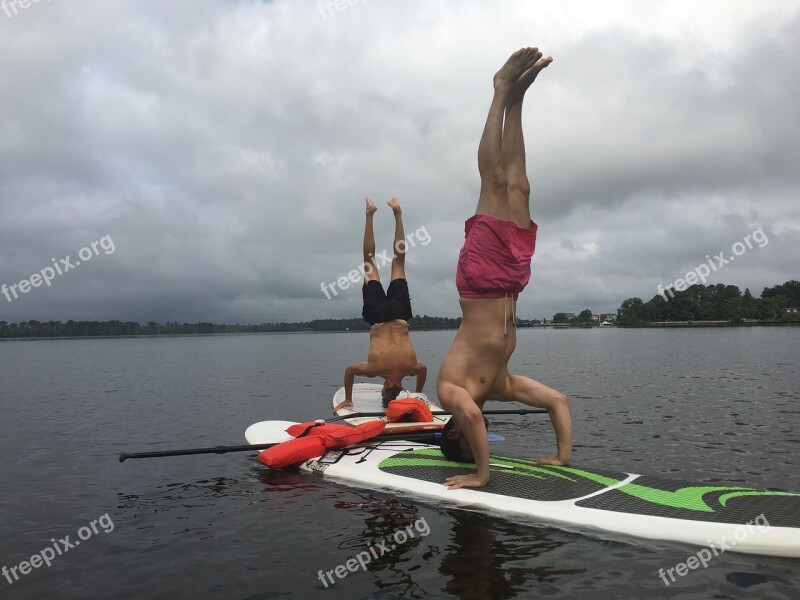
[119,430,505,462]
[119,442,280,462]
[119,430,443,462]
[329,407,548,423]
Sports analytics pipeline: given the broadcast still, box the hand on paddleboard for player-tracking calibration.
[332,399,353,414]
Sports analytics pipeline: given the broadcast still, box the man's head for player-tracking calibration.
[439,415,489,462]
[381,381,403,407]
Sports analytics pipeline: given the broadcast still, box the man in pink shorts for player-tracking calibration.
[437,48,573,489]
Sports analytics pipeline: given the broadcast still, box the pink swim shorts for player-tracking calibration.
[455,214,538,300]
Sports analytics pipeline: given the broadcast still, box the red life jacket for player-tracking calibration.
[257,420,386,469]
[385,397,434,423]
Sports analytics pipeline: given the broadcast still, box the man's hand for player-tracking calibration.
[532,455,570,466]
[333,399,353,415]
[343,362,373,414]
[444,473,489,490]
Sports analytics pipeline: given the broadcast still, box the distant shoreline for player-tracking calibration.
[619,320,798,328]
[533,320,799,329]
[3,281,796,339]
[1,319,797,341]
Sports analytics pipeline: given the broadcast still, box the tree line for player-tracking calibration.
[0,315,463,339]
[1,281,796,339]
[615,280,799,326]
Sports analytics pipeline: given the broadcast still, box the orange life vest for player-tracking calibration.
[257,420,386,469]
[385,397,434,423]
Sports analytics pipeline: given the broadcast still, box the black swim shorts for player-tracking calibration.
[362,278,413,326]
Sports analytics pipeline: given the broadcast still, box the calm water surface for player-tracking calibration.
[0,327,798,599]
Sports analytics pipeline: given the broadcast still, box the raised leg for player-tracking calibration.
[475,48,538,219]
[363,198,380,283]
[493,372,572,465]
[387,198,407,281]
[501,51,552,228]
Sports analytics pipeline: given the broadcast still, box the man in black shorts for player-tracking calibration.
[333,198,428,413]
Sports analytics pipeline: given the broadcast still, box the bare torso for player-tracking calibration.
[437,297,517,403]
[366,319,421,380]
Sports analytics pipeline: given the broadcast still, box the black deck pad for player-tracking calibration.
[575,474,800,527]
[378,449,628,502]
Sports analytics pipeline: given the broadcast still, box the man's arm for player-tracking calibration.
[334,362,373,414]
[439,382,490,489]
[414,362,427,393]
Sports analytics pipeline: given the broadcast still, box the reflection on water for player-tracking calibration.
[249,467,592,599]
[439,512,586,600]
[334,498,429,598]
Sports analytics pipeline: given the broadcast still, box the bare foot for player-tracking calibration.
[387,197,401,214]
[493,47,538,91]
[365,198,377,216]
[444,473,490,490]
[513,52,552,100]
[532,455,569,466]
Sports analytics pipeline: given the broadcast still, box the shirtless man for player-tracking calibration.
[437,48,573,489]
[333,198,428,413]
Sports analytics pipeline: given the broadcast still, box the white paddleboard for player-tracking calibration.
[246,423,800,558]
[332,382,449,434]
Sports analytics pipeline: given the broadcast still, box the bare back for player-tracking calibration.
[366,319,421,380]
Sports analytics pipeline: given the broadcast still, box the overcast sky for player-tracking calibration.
[1,0,798,324]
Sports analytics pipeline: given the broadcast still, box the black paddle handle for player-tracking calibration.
[119,443,277,462]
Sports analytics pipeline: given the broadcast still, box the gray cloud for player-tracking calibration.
[1,0,797,324]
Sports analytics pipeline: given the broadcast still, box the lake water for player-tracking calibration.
[0,327,798,599]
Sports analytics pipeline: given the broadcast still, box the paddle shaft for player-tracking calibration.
[119,431,440,462]
[329,407,548,423]
[119,443,277,462]
[119,408,538,462]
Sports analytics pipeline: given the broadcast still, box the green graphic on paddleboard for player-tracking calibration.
[378,448,800,527]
